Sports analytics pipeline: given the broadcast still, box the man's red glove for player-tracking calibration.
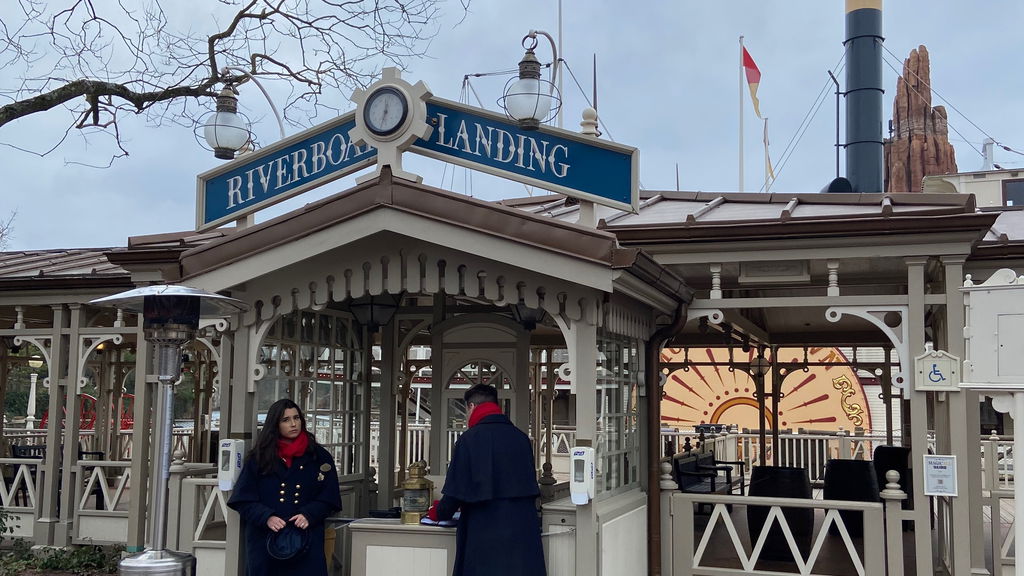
[426,500,440,521]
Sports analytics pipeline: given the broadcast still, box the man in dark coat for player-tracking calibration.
[433,384,546,576]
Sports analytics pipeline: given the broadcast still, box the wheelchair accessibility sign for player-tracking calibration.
[914,343,961,392]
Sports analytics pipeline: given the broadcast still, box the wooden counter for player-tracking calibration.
[347,518,456,576]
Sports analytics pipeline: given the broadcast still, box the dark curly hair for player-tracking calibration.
[250,398,315,474]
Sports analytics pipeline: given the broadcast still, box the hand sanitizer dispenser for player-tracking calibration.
[218,439,245,491]
[570,447,595,505]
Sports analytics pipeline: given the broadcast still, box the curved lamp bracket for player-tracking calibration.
[193,337,224,390]
[13,336,53,388]
[248,314,280,390]
[826,305,909,390]
[77,334,124,391]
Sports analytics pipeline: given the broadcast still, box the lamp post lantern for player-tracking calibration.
[201,67,287,161]
[91,285,245,576]
[202,87,250,160]
[347,293,402,333]
[499,32,561,130]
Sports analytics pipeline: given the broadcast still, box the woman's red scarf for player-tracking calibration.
[468,401,502,428]
[276,432,309,467]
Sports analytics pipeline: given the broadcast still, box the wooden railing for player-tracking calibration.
[661,458,910,576]
[2,425,1015,575]
[73,460,132,545]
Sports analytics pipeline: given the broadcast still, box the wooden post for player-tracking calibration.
[880,469,907,576]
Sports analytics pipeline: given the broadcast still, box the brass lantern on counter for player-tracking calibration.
[401,461,434,524]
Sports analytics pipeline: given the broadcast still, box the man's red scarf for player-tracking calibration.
[276,432,309,467]
[468,401,502,428]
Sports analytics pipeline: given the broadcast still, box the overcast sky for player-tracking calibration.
[2,1,1023,251]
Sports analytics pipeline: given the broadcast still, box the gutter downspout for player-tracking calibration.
[647,302,688,576]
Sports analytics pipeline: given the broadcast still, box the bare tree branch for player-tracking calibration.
[0,0,469,163]
[0,209,17,250]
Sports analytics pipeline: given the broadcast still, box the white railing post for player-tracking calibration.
[166,449,188,551]
[838,428,851,459]
[672,493,696,576]
[880,469,907,576]
[983,430,1000,491]
[659,459,676,575]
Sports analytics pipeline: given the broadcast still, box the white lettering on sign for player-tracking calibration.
[224,133,373,210]
[434,113,570,179]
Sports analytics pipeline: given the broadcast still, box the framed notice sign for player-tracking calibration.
[923,455,958,497]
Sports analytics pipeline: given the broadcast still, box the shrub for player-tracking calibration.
[0,540,123,576]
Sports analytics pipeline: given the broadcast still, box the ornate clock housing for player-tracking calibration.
[350,67,433,183]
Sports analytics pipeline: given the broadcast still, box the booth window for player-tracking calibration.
[596,331,641,493]
[258,310,368,480]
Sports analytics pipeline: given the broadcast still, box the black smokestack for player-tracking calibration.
[844,0,884,193]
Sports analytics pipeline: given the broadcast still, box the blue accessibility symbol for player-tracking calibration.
[928,363,946,383]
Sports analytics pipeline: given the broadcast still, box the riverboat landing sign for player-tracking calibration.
[197,68,639,231]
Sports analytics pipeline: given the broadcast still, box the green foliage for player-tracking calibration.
[3,389,50,421]
[173,374,197,420]
[0,540,123,576]
[0,508,17,544]
[2,362,49,420]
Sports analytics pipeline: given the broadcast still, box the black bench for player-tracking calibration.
[672,450,746,512]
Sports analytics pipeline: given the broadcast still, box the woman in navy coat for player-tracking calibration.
[228,399,342,576]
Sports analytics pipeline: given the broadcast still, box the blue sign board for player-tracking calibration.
[196,112,376,231]
[412,98,638,213]
[196,95,639,231]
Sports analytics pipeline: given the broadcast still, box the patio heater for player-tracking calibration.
[91,285,246,576]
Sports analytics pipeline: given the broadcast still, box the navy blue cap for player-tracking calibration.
[266,524,310,560]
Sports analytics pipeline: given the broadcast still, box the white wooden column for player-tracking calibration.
[570,314,598,576]
[941,256,989,575]
[34,304,65,545]
[55,303,84,545]
[905,257,934,576]
[126,321,152,552]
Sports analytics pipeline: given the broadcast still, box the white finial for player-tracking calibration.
[580,107,600,137]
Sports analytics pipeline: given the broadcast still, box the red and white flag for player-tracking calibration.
[742,47,762,118]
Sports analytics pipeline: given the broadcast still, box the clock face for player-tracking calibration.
[364,86,408,136]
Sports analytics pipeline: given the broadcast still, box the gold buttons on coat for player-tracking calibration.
[279,498,285,502]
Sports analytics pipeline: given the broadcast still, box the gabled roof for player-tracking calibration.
[102,170,691,305]
[504,190,998,244]
[974,207,1024,259]
[0,248,131,290]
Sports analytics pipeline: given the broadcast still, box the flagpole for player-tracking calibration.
[764,117,770,192]
[739,35,744,193]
